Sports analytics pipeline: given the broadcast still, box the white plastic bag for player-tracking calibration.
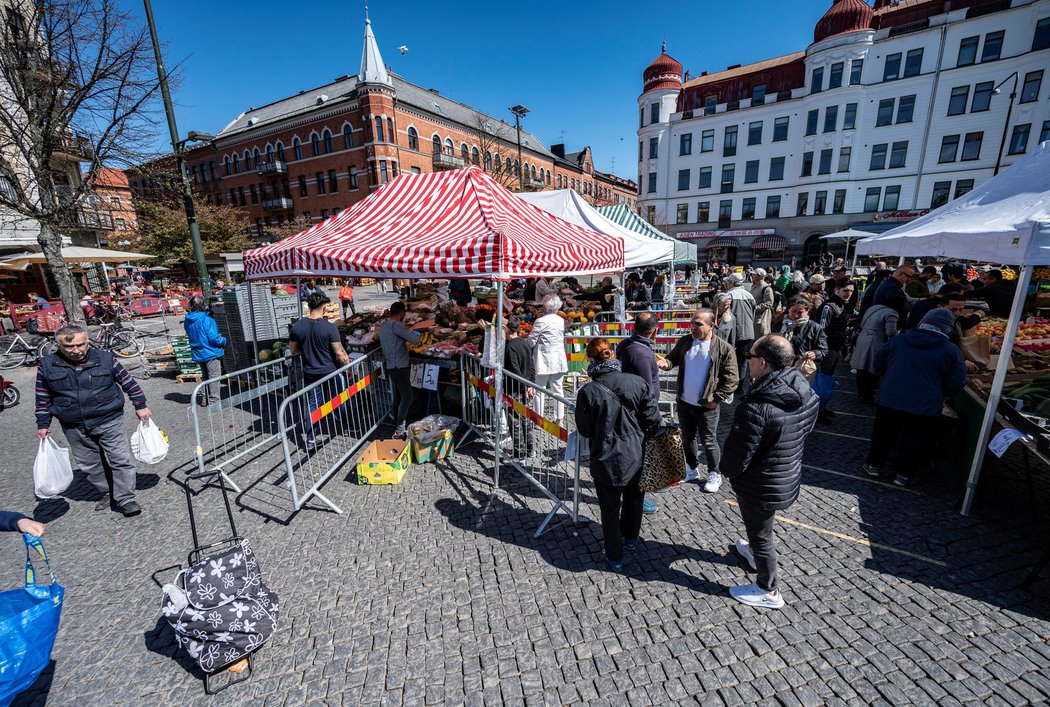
[33,437,74,499]
[131,418,169,464]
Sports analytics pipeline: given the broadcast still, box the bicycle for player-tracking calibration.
[34,321,145,360]
[0,331,51,369]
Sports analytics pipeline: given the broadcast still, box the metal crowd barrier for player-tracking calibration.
[563,334,681,417]
[460,353,497,451]
[276,349,390,514]
[190,357,301,492]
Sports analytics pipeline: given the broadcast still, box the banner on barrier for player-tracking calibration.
[468,374,568,442]
[309,371,377,424]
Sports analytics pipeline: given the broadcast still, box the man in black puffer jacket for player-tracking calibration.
[721,334,819,609]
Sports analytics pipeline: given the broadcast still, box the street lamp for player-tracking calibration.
[143,0,211,294]
[991,71,1019,176]
[509,104,530,190]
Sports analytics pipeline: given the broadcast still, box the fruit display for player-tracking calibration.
[1034,267,1050,280]
[1000,266,1017,281]
[973,317,1050,351]
[557,307,599,322]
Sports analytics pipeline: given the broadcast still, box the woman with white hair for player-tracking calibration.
[531,294,569,426]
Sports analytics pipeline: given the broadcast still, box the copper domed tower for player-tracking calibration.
[643,42,683,93]
[813,0,874,43]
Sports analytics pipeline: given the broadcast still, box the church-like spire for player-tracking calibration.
[358,18,391,85]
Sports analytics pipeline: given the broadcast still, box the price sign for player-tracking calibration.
[421,364,439,391]
[988,428,1026,458]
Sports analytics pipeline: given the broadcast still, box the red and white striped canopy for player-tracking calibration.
[244,166,624,280]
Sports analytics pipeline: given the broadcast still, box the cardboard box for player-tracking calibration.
[356,439,411,485]
[411,429,455,464]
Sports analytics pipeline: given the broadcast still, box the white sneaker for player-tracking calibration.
[703,471,723,493]
[729,582,785,609]
[684,465,700,482]
[734,538,757,571]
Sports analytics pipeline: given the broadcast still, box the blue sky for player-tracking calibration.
[136,0,833,180]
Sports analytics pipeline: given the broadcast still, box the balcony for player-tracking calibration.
[262,197,294,211]
[53,132,95,162]
[432,151,467,171]
[75,207,114,230]
[257,160,288,177]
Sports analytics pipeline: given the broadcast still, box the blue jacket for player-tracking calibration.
[184,311,227,363]
[615,334,660,401]
[0,510,27,531]
[875,329,967,416]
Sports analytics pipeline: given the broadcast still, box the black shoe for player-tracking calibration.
[197,397,209,408]
[118,501,142,517]
[817,410,834,425]
[94,496,112,512]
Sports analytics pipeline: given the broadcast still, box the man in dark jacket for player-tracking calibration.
[35,326,151,517]
[623,272,651,312]
[970,269,1017,318]
[504,316,536,457]
[872,264,915,326]
[615,313,660,400]
[862,308,967,487]
[722,334,819,609]
[814,278,855,356]
[658,309,739,493]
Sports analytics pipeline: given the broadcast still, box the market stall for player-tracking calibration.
[598,203,698,267]
[857,141,1050,515]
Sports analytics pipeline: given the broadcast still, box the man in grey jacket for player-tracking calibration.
[379,301,421,437]
[724,273,756,393]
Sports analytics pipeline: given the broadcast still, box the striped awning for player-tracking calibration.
[706,237,740,249]
[751,235,788,251]
[598,204,698,264]
[243,166,624,279]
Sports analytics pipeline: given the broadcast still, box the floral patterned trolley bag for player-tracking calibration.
[161,475,279,694]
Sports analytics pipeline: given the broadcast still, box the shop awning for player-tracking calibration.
[751,235,787,251]
[706,237,740,249]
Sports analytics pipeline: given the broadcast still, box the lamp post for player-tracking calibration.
[992,71,1019,176]
[143,0,212,295]
[509,104,529,190]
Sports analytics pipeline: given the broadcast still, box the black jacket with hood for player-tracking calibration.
[721,367,820,510]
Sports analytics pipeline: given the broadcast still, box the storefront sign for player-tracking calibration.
[873,210,929,223]
[677,228,775,240]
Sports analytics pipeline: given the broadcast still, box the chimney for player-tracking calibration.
[551,144,566,158]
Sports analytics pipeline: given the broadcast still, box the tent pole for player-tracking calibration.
[849,239,860,276]
[961,263,1033,515]
[493,279,505,489]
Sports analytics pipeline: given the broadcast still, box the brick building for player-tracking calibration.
[88,167,136,239]
[131,19,637,242]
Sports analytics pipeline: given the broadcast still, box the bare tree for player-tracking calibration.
[0,0,163,324]
[466,115,524,190]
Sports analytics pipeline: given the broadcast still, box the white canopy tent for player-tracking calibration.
[857,141,1050,515]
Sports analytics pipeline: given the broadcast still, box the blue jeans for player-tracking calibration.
[303,372,344,442]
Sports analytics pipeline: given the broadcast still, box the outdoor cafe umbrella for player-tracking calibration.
[0,246,153,266]
[821,228,874,273]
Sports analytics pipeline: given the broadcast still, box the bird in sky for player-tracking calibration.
[399,45,409,54]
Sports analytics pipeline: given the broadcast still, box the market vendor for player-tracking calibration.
[535,277,559,302]
[623,272,651,312]
[379,301,422,438]
[969,269,1016,318]
[449,278,472,307]
[523,278,538,302]
[599,277,617,312]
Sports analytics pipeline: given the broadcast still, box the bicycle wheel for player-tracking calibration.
[3,384,20,407]
[0,347,28,369]
[107,329,145,358]
[37,339,58,359]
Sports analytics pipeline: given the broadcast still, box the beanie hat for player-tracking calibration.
[918,308,955,337]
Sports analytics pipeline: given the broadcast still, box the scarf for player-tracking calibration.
[780,316,809,341]
[587,358,622,379]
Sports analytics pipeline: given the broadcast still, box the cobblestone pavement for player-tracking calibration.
[1,301,1048,705]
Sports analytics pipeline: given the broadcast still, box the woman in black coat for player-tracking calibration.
[778,296,828,365]
[574,338,662,572]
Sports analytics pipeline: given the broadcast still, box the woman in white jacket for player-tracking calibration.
[531,294,569,425]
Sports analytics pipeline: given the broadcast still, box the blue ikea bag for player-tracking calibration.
[812,371,837,411]
[0,534,63,705]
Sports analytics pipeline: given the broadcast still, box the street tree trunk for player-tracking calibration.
[37,222,84,325]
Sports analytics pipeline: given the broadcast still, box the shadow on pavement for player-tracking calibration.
[10,659,55,707]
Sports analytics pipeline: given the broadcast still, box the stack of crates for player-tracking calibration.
[172,336,200,377]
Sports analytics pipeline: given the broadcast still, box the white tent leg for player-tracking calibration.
[493,279,505,489]
[961,263,1033,515]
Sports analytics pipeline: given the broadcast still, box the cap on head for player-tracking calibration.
[809,274,826,285]
[753,268,767,278]
[724,273,743,285]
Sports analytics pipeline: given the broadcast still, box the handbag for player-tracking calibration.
[0,535,64,705]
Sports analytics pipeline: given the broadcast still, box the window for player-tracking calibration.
[650,102,660,124]
[676,204,689,224]
[896,95,915,123]
[982,30,1004,62]
[241,151,251,172]
[276,142,285,161]
[679,133,692,156]
[329,169,338,192]
[955,179,974,198]
[315,171,326,194]
[1035,18,1050,51]
[769,156,785,181]
[864,187,881,212]
[832,189,846,214]
[748,121,762,146]
[1021,71,1043,103]
[697,201,710,222]
[870,144,888,170]
[704,95,717,115]
[849,58,863,85]
[876,99,895,126]
[723,126,737,156]
[801,151,814,177]
[232,155,240,174]
[444,138,453,155]
[961,132,983,161]
[320,209,329,220]
[883,53,902,81]
[903,48,923,77]
[796,192,808,217]
[720,164,735,193]
[971,82,993,112]
[311,133,321,156]
[223,156,231,176]
[773,117,789,141]
[948,86,969,115]
[814,191,827,215]
[958,36,979,66]
[649,137,659,159]
[646,206,655,222]
[638,141,643,162]
[889,141,908,168]
[751,84,766,106]
[742,197,756,220]
[403,127,417,151]
[461,144,469,162]
[805,110,818,136]
[348,167,359,189]
[829,62,844,89]
[818,149,833,175]
[249,184,258,204]
[677,169,690,191]
[823,105,838,133]
[765,195,781,219]
[843,103,857,130]
[639,108,644,128]
[238,187,246,206]
[837,147,852,172]
[701,129,714,152]
[320,129,332,153]
[1042,120,1050,143]
[1008,124,1031,155]
[298,175,308,197]
[647,172,657,193]
[939,135,960,162]
[293,137,302,160]
[718,200,732,228]
[379,161,389,183]
[744,160,759,183]
[811,67,824,94]
[883,185,901,211]
[698,167,712,189]
[342,125,354,150]
[931,181,951,208]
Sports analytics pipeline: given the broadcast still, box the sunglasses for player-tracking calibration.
[745,353,766,361]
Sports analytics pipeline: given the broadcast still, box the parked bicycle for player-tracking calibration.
[36,322,144,360]
[0,331,51,369]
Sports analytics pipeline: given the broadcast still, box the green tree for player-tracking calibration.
[131,199,254,262]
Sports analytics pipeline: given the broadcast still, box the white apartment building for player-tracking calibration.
[638,0,1050,267]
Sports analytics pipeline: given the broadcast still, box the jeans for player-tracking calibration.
[866,406,939,478]
[340,299,356,318]
[388,367,414,430]
[678,399,720,473]
[302,372,346,442]
[63,415,138,505]
[593,469,644,562]
[738,499,778,591]
[533,372,566,421]
[199,358,222,404]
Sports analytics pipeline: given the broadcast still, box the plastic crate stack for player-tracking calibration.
[271,293,299,337]
[214,284,280,371]
[172,337,200,376]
